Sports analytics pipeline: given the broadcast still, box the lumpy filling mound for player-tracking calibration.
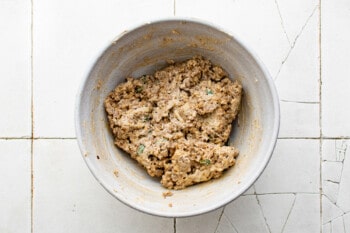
[104,56,242,189]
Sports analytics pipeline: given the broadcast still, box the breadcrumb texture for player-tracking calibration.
[104,56,242,189]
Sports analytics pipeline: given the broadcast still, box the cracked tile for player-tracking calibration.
[322,140,350,232]
[258,194,295,233]
[322,140,348,206]
[243,185,256,195]
[322,195,344,224]
[33,0,173,137]
[254,139,320,193]
[323,140,347,162]
[0,0,31,137]
[337,140,350,212]
[275,0,318,43]
[344,213,350,233]
[275,9,319,102]
[33,140,173,233]
[323,222,331,233]
[216,214,238,233]
[279,101,319,137]
[322,161,343,183]
[223,194,320,233]
[282,194,320,233]
[0,140,31,233]
[224,195,269,233]
[332,216,345,233]
[322,0,350,137]
[335,140,348,162]
[176,0,290,77]
[176,208,223,233]
[323,180,339,204]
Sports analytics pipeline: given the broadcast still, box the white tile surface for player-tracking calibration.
[0,1,31,137]
[323,140,347,162]
[332,216,345,233]
[176,208,223,233]
[322,161,343,183]
[282,194,320,233]
[276,0,318,44]
[279,101,319,137]
[322,140,350,232]
[344,213,350,233]
[0,140,31,233]
[2,0,350,232]
[223,195,270,233]
[258,194,295,233]
[254,139,320,193]
[322,195,344,224]
[336,141,350,213]
[275,7,319,103]
[176,0,290,78]
[322,0,350,137]
[323,222,331,233]
[213,193,320,233]
[216,213,238,233]
[33,139,173,233]
[33,0,173,137]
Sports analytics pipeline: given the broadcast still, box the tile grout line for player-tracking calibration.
[318,0,323,232]
[30,0,34,232]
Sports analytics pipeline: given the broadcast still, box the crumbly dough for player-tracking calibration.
[104,56,242,189]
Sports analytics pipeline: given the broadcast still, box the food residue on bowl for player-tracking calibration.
[162,191,173,198]
[113,169,119,177]
[104,56,242,189]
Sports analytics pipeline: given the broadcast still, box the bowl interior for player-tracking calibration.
[76,19,279,217]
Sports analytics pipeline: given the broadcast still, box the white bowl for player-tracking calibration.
[75,18,280,217]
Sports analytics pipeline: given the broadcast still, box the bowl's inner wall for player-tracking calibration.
[78,20,277,216]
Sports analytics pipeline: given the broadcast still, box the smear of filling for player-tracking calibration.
[104,56,242,189]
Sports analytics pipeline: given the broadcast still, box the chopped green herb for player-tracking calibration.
[137,144,145,155]
[157,138,168,145]
[199,159,211,166]
[135,86,143,93]
[206,89,213,95]
[143,115,151,122]
[140,75,148,84]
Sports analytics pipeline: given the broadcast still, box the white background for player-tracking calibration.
[0,0,350,232]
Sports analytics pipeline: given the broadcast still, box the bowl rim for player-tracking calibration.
[75,17,280,218]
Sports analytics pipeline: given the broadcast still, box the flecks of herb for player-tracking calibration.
[143,115,151,122]
[140,75,148,84]
[199,159,211,166]
[158,138,168,144]
[206,89,213,95]
[135,86,143,93]
[137,144,145,155]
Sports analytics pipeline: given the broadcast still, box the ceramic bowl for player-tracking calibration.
[75,18,280,217]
